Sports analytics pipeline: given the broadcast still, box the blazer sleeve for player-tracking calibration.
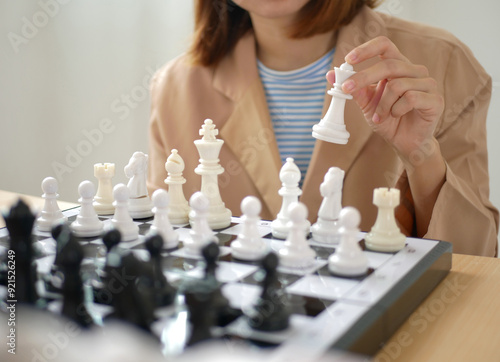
[424,44,499,256]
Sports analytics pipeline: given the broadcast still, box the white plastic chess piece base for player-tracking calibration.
[311,219,341,244]
[312,121,350,144]
[328,254,368,277]
[93,203,115,215]
[71,219,104,238]
[128,197,154,219]
[365,232,406,253]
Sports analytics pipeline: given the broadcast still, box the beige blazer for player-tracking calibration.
[148,6,498,256]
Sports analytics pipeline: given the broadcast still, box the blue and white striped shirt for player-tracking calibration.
[258,48,335,186]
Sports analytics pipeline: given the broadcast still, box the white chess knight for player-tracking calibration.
[311,167,344,244]
[124,152,154,219]
[109,183,139,242]
[230,196,268,261]
[71,180,104,237]
[272,158,310,239]
[36,177,67,232]
[328,207,368,277]
[148,189,179,249]
[278,202,316,269]
[164,149,190,225]
[192,119,232,229]
[184,191,218,256]
[365,188,406,252]
[93,163,115,215]
[312,62,356,144]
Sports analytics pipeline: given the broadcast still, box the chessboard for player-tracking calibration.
[0,205,452,360]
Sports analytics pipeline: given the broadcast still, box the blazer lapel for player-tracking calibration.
[214,32,283,216]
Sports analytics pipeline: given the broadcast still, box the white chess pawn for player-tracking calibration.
[328,207,368,277]
[365,188,406,252]
[184,191,218,256]
[124,151,154,219]
[311,167,344,243]
[36,177,67,232]
[230,196,268,261]
[312,62,356,144]
[71,180,104,237]
[272,158,310,239]
[93,163,115,215]
[110,183,139,242]
[149,189,179,249]
[164,149,190,224]
[278,202,316,269]
[192,119,232,229]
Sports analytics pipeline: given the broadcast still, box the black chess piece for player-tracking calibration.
[201,242,241,327]
[106,251,156,334]
[248,252,290,331]
[92,229,122,305]
[45,224,71,293]
[3,199,38,304]
[59,231,93,328]
[102,228,121,254]
[144,234,176,307]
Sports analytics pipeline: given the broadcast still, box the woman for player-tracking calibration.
[147,0,498,256]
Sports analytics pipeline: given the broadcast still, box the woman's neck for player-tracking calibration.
[251,13,336,71]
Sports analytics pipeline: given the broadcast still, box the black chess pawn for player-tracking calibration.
[3,199,39,304]
[248,252,290,331]
[92,229,122,305]
[45,224,71,293]
[201,242,241,326]
[106,252,156,334]
[145,234,177,307]
[59,231,93,328]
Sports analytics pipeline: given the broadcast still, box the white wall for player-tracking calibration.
[0,0,194,201]
[377,0,500,212]
[1,0,499,216]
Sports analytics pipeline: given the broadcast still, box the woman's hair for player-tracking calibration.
[188,0,379,66]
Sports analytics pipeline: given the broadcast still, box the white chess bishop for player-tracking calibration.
[93,163,115,215]
[191,119,232,229]
[124,152,154,219]
[272,158,310,239]
[278,202,316,269]
[36,177,67,232]
[230,196,268,261]
[148,189,179,249]
[365,188,406,252]
[312,62,356,144]
[164,149,190,225]
[71,180,104,237]
[328,207,368,277]
[311,167,344,244]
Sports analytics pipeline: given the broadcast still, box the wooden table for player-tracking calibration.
[1,191,499,361]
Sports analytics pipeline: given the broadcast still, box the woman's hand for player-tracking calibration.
[327,36,444,164]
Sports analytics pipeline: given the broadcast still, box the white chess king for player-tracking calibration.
[365,188,406,252]
[312,62,355,144]
[192,119,232,229]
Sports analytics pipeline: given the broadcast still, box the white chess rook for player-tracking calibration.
[192,119,231,229]
[164,149,190,225]
[311,167,344,243]
[93,163,115,215]
[110,183,139,242]
[149,189,179,249]
[365,188,406,252]
[36,177,67,232]
[125,152,154,219]
[328,207,368,276]
[312,62,355,144]
[230,196,268,261]
[278,202,316,269]
[71,180,104,237]
[272,158,310,239]
[184,191,217,256]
